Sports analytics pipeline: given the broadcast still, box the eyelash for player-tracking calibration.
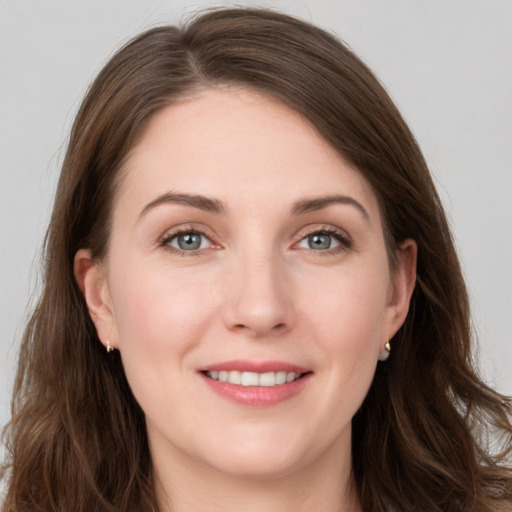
[160,227,216,257]
[294,225,353,255]
[159,225,352,256]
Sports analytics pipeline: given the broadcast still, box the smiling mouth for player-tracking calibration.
[203,370,307,387]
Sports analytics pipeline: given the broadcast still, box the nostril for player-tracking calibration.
[231,321,287,335]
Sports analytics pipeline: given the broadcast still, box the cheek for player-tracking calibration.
[108,268,220,425]
[303,264,389,343]
[301,264,389,397]
[108,264,220,392]
[111,265,215,344]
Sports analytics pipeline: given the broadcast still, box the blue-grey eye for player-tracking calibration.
[169,232,209,251]
[297,232,342,250]
[308,233,332,250]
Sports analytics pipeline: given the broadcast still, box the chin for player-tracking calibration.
[194,426,322,480]
[205,450,304,480]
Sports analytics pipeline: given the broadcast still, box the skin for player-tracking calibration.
[75,87,417,512]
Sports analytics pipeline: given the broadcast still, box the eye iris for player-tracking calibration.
[308,233,331,250]
[177,233,202,250]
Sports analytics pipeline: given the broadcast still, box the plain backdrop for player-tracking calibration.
[1,0,511,435]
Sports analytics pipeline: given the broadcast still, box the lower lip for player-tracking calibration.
[200,373,311,407]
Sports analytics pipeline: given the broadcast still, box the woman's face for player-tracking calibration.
[78,87,415,480]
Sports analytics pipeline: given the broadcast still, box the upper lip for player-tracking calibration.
[199,360,311,374]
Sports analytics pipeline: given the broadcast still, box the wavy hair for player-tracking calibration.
[2,8,511,512]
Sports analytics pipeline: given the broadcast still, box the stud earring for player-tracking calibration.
[378,341,391,362]
[106,340,114,353]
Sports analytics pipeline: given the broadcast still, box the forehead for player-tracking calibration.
[116,87,380,220]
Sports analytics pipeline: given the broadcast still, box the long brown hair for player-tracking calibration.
[2,8,511,512]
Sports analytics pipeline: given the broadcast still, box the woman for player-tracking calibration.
[2,7,511,512]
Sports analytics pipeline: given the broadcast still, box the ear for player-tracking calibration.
[74,248,117,350]
[385,239,417,339]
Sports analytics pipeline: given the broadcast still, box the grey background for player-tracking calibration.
[1,0,511,436]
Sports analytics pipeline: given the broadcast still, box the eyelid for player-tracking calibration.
[159,224,222,254]
[295,224,351,241]
[293,224,353,251]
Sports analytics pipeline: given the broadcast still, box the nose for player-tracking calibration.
[222,251,294,338]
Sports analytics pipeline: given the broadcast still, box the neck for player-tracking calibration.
[152,437,362,512]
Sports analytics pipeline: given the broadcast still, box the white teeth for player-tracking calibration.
[229,370,241,385]
[276,371,287,385]
[241,371,259,386]
[259,372,276,387]
[205,370,302,386]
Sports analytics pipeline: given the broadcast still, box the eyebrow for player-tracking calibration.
[290,195,370,222]
[139,192,225,218]
[138,191,369,222]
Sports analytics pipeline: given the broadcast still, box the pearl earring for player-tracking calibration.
[378,341,391,362]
